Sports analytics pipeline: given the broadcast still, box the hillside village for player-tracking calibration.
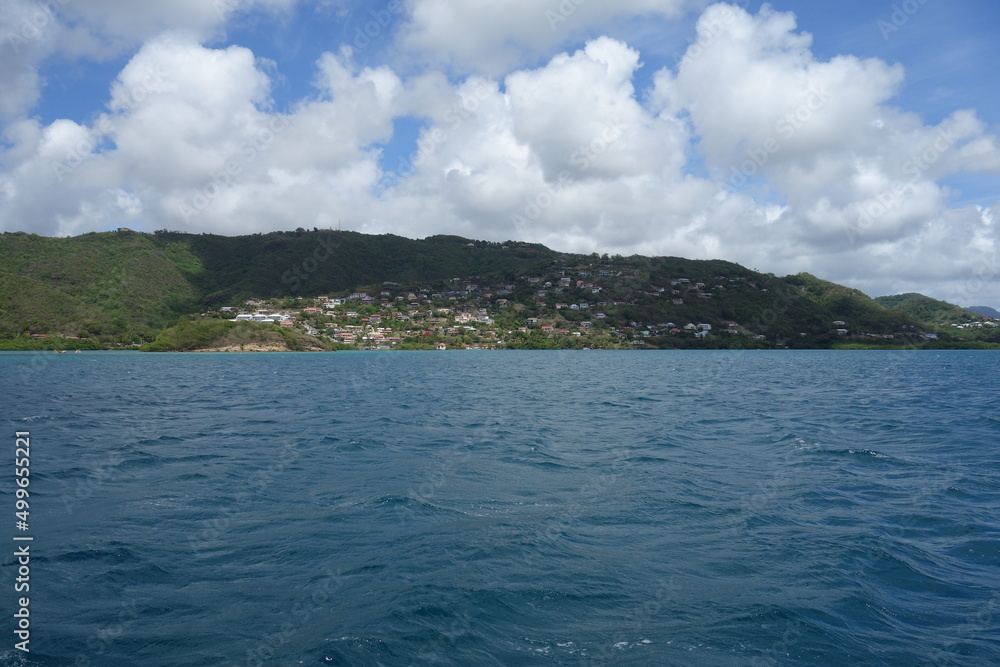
[4,229,997,351]
[203,260,998,350]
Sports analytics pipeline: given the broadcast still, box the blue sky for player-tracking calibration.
[2,0,998,305]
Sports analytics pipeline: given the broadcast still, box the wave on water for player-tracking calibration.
[3,350,999,665]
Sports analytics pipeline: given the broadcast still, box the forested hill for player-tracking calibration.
[874,293,981,323]
[148,229,556,303]
[0,228,995,349]
[0,229,554,339]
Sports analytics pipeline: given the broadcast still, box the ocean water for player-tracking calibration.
[1,350,999,666]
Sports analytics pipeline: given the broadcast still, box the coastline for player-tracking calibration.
[4,344,999,353]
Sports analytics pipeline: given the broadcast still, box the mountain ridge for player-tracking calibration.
[1,229,997,349]
[967,305,1000,318]
[873,293,982,324]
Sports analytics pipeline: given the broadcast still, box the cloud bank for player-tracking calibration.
[1,1,998,305]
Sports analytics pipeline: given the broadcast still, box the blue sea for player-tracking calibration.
[1,350,999,666]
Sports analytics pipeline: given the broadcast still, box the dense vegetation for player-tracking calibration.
[874,293,981,324]
[784,273,923,333]
[0,229,554,342]
[1,228,997,350]
[142,319,333,352]
[154,229,556,306]
[0,231,199,342]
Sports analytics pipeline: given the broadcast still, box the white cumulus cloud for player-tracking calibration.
[1,1,998,305]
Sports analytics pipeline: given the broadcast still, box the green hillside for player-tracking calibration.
[153,229,557,305]
[142,319,333,352]
[0,229,555,341]
[0,231,200,341]
[1,228,993,349]
[787,274,925,334]
[874,293,980,324]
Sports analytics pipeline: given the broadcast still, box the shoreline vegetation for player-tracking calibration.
[141,320,332,352]
[5,342,1000,353]
[129,319,1000,353]
[2,228,999,352]
[6,322,999,352]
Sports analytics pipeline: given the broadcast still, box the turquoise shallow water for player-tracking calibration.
[1,350,999,666]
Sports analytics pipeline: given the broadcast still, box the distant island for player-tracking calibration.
[968,306,1000,319]
[1,228,998,351]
